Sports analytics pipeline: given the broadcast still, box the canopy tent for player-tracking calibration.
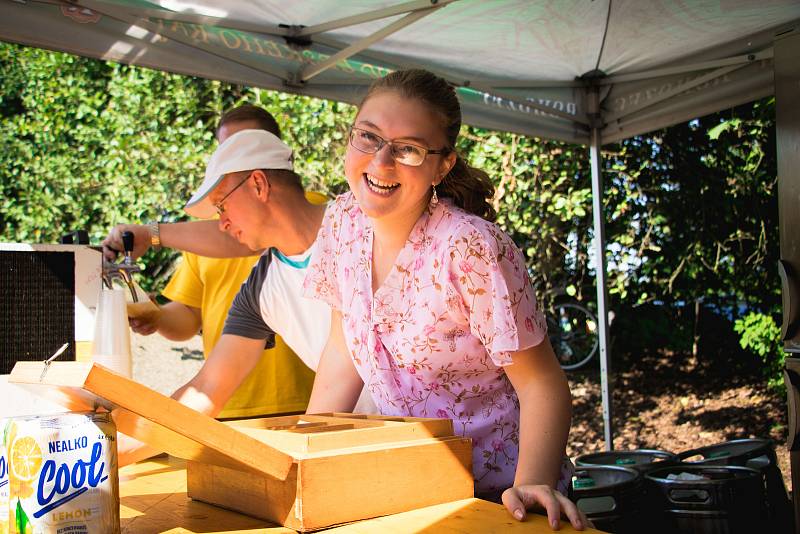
[2,0,799,456]
[2,1,796,144]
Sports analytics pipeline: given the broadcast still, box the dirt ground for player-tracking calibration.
[567,349,791,492]
[131,332,791,492]
[130,331,204,396]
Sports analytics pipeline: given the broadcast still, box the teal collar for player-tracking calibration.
[271,247,311,269]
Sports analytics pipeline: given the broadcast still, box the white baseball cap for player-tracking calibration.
[184,129,294,219]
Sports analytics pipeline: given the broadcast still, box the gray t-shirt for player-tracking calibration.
[221,243,330,371]
[222,252,276,349]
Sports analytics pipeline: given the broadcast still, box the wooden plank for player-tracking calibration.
[297,436,474,531]
[229,419,460,454]
[325,498,604,533]
[120,455,292,533]
[9,361,294,480]
[265,422,328,431]
[309,413,456,435]
[325,412,454,425]
[287,423,356,434]
[125,458,583,533]
[224,414,306,429]
[187,460,301,530]
[223,414,459,454]
[187,436,474,531]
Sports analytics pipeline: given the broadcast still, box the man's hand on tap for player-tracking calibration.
[102,224,152,261]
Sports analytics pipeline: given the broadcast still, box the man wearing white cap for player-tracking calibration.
[106,128,362,466]
[181,128,330,370]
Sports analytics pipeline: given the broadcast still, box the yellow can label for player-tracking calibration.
[1,421,9,534]
[4,413,119,534]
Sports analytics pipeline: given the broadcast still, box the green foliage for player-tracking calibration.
[0,43,352,289]
[0,42,784,392]
[458,129,594,302]
[734,312,785,394]
[604,100,779,314]
[611,303,694,355]
[254,89,354,196]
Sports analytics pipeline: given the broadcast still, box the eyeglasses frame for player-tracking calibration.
[348,127,449,167]
[213,171,253,215]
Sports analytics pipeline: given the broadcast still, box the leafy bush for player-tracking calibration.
[734,312,785,394]
[610,302,694,356]
[0,42,784,392]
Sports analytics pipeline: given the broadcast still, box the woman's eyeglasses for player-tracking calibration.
[348,127,448,167]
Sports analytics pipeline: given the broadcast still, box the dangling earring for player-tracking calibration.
[431,183,439,206]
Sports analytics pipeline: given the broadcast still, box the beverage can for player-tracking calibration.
[1,418,9,534]
[5,413,119,534]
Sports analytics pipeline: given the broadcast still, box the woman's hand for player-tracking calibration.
[502,484,588,530]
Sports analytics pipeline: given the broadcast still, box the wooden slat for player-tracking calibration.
[286,423,355,434]
[120,456,291,533]
[266,422,328,431]
[326,412,452,424]
[229,420,459,454]
[224,414,305,429]
[325,498,603,533]
[9,361,294,480]
[188,436,474,531]
[297,436,474,530]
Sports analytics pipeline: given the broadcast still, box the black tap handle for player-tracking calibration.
[122,231,134,256]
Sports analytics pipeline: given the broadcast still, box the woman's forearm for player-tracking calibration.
[514,377,572,488]
[504,342,573,489]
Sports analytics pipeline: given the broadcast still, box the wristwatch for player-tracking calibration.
[147,221,161,249]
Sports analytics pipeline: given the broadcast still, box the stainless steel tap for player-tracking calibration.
[102,230,140,302]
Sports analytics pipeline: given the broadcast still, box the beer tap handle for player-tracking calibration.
[119,231,139,303]
[122,231,134,265]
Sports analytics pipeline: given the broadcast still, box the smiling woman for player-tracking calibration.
[302,69,587,531]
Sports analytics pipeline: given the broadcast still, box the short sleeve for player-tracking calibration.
[162,253,203,308]
[223,254,276,349]
[446,220,546,366]
[303,197,346,311]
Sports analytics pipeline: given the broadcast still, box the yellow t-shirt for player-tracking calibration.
[161,191,327,418]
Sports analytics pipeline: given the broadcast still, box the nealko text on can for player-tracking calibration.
[4,412,119,534]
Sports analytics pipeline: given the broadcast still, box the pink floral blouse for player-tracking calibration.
[304,192,570,494]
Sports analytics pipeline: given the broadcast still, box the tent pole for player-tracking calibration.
[589,125,614,450]
[775,28,800,534]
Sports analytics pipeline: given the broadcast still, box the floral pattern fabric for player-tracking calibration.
[304,192,570,494]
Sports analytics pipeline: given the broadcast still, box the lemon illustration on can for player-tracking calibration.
[10,437,42,482]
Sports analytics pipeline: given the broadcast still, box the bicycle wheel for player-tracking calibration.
[547,302,599,370]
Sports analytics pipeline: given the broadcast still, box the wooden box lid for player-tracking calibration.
[9,361,462,478]
[9,361,294,480]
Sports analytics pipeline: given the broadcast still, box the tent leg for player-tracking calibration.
[589,126,614,450]
[775,29,800,534]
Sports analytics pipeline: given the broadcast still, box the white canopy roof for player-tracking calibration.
[2,0,798,144]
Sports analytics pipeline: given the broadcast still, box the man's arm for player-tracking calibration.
[116,333,267,466]
[102,220,258,261]
[129,301,202,339]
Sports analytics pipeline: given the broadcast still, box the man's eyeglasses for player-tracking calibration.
[213,172,251,215]
[348,127,449,167]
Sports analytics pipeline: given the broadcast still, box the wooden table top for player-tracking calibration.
[120,456,598,533]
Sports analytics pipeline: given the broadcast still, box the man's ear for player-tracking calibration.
[251,169,270,201]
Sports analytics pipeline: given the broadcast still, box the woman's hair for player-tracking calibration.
[361,69,496,221]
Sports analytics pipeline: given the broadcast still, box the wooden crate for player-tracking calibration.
[9,362,474,531]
